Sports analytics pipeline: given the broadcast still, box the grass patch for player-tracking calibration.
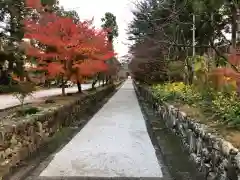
[16,107,39,116]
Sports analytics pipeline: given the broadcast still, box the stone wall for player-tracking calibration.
[0,84,118,179]
[133,81,240,180]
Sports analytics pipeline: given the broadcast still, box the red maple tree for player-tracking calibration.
[209,53,240,94]
[24,0,116,95]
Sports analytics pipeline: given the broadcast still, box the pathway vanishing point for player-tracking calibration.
[34,79,164,179]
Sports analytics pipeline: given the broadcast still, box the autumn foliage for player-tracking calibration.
[207,54,240,92]
[23,0,117,94]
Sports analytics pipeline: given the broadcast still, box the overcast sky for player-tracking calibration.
[59,0,135,60]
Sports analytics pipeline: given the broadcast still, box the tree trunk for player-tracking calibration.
[109,76,113,84]
[188,70,194,84]
[77,80,82,93]
[61,76,65,95]
[106,76,109,84]
[103,75,106,85]
[237,8,240,45]
[61,86,65,95]
[232,6,237,50]
[92,73,100,89]
[92,80,97,89]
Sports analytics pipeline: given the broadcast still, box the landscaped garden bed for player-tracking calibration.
[134,80,240,180]
[151,82,240,148]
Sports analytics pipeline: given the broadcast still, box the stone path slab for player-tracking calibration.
[39,79,163,178]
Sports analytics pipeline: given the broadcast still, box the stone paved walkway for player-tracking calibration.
[38,79,163,179]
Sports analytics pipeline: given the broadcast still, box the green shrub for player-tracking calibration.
[16,107,39,116]
[152,82,186,102]
[152,82,240,127]
[152,82,201,104]
[0,85,17,93]
[45,99,55,104]
[212,92,240,126]
[13,82,36,107]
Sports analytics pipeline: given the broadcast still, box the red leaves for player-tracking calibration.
[24,2,117,83]
[46,62,64,77]
[228,54,240,67]
[73,60,107,76]
[211,67,239,79]
[101,51,117,61]
[210,53,240,89]
[91,60,108,72]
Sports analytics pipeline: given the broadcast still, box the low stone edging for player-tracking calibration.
[133,80,240,180]
[0,83,119,179]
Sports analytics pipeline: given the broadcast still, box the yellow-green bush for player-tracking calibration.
[152,82,201,104]
[152,82,185,102]
[212,91,240,127]
[152,82,240,127]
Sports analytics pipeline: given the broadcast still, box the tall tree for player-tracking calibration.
[101,12,119,44]
[101,12,120,84]
[127,0,240,83]
[0,0,27,83]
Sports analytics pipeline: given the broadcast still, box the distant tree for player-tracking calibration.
[0,0,27,83]
[100,12,120,84]
[101,12,118,44]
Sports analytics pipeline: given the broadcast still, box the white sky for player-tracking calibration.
[59,0,135,60]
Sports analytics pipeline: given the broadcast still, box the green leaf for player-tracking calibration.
[194,61,202,71]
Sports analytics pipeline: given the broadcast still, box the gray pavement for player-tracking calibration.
[38,79,163,179]
[0,83,96,110]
